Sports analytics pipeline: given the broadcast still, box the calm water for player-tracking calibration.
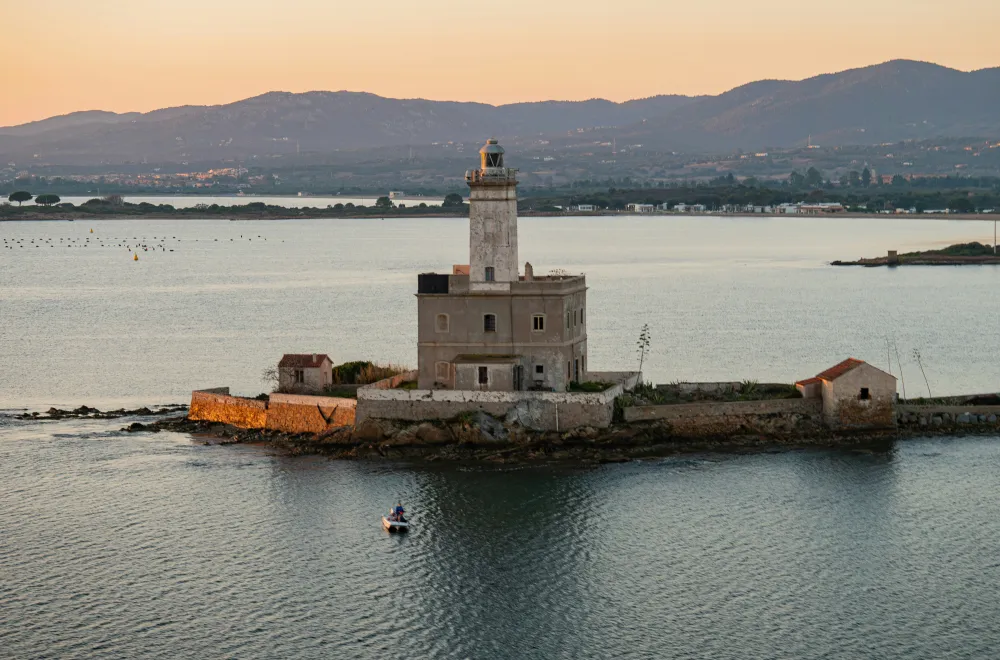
[1,215,998,408]
[2,415,1000,658]
[3,214,1000,658]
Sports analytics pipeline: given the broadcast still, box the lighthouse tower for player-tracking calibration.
[466,138,519,289]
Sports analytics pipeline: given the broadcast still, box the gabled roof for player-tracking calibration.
[815,358,865,381]
[796,358,896,386]
[278,354,331,369]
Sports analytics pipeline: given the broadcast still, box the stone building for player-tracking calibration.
[416,139,588,392]
[796,358,897,429]
[278,353,333,393]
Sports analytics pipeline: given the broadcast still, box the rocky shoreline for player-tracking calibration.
[15,404,188,421]
[120,413,993,465]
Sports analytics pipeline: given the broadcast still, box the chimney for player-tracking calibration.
[524,262,534,281]
[312,353,317,363]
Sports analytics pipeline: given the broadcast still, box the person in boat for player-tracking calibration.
[394,503,406,523]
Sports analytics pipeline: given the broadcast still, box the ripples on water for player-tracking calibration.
[3,416,1000,658]
[2,215,1000,657]
[1,215,999,408]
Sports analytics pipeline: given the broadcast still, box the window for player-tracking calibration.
[535,364,544,375]
[484,266,495,282]
[485,152,502,168]
[574,310,578,326]
[581,307,585,324]
[532,315,545,331]
[484,314,497,332]
[435,313,449,333]
[478,366,489,385]
[294,369,304,384]
[435,362,451,381]
[860,387,870,401]
[568,361,572,380]
[566,311,571,330]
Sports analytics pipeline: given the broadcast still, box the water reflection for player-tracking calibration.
[4,421,1000,658]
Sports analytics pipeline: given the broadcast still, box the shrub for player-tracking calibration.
[331,361,410,385]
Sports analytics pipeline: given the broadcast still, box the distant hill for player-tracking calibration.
[614,60,1000,150]
[0,93,694,164]
[1,60,998,165]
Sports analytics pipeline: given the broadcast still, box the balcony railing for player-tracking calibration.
[465,168,519,184]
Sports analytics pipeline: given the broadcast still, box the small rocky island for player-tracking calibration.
[833,242,1000,266]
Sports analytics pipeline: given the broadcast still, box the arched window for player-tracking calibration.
[435,362,451,381]
[435,313,449,333]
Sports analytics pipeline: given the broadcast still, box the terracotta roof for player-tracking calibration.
[795,377,822,386]
[814,358,865,382]
[278,354,331,369]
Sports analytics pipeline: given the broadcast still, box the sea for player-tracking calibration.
[2,214,1000,658]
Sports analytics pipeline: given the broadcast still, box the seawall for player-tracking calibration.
[355,371,639,431]
[625,398,824,436]
[189,389,356,434]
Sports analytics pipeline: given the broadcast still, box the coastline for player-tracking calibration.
[3,210,999,222]
[130,414,1000,465]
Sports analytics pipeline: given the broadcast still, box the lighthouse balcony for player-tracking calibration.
[465,168,519,185]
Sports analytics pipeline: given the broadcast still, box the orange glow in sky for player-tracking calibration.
[1,0,998,126]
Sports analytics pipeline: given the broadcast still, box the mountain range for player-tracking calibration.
[1,60,998,166]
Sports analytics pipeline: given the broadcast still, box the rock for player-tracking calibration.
[352,418,389,442]
[932,416,944,426]
[978,415,987,423]
[317,426,353,445]
[957,413,973,424]
[989,415,998,424]
[123,422,159,433]
[415,423,449,445]
[475,411,509,443]
[384,430,418,447]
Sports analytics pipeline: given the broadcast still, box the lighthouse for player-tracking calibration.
[416,137,589,392]
[466,138,519,289]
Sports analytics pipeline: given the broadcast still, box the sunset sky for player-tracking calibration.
[2,0,998,126]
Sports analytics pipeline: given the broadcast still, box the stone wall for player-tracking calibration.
[188,389,355,434]
[266,393,356,433]
[365,370,418,390]
[624,398,824,437]
[356,371,639,431]
[189,391,268,429]
[897,405,1000,428]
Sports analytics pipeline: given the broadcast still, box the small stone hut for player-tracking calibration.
[278,353,333,393]
[796,358,897,429]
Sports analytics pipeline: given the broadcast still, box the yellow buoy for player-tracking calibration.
[133,253,138,261]
[90,228,93,233]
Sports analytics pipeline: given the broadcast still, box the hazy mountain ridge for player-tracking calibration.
[1,60,998,165]
[622,60,1000,150]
